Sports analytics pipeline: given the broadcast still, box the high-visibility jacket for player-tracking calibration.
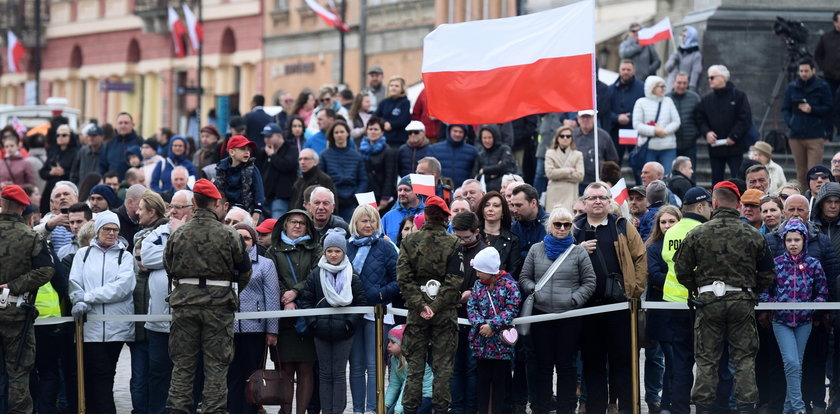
[662,216,704,302]
[35,282,62,319]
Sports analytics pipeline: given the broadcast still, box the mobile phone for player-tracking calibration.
[60,208,69,215]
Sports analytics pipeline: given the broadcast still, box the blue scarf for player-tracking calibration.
[359,137,387,161]
[543,234,574,260]
[281,232,311,246]
[350,233,380,274]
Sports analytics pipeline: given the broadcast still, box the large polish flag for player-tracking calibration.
[6,30,25,73]
[421,0,595,125]
[638,17,672,46]
[168,7,187,58]
[182,4,204,53]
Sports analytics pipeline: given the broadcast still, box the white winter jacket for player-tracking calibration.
[141,222,172,333]
[69,240,136,342]
[632,76,681,151]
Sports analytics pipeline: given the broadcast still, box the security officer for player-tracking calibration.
[397,195,464,413]
[0,184,54,414]
[163,179,251,414]
[674,181,774,414]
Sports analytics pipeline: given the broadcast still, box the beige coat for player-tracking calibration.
[544,147,584,212]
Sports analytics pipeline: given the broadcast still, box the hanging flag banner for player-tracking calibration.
[182,3,204,53]
[168,7,187,58]
[6,30,26,73]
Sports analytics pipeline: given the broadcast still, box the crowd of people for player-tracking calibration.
[2,12,840,414]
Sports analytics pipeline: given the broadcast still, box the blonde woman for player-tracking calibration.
[544,126,584,212]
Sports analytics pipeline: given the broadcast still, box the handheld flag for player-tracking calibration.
[355,192,377,209]
[409,174,436,197]
[637,17,672,46]
[611,178,629,206]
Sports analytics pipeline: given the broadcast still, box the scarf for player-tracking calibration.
[350,233,380,274]
[281,232,311,246]
[318,255,354,306]
[359,137,387,161]
[543,234,574,260]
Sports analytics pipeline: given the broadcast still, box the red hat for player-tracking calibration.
[256,218,278,234]
[192,178,222,199]
[713,181,741,198]
[1,185,29,207]
[424,195,451,216]
[226,135,256,152]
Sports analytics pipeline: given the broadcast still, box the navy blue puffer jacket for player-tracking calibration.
[320,146,368,202]
[347,236,399,305]
[427,125,478,188]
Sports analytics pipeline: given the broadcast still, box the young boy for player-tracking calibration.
[215,135,264,223]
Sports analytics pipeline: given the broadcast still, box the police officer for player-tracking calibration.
[163,179,252,414]
[675,181,775,414]
[397,195,464,413]
[0,184,54,414]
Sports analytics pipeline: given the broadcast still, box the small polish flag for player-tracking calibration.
[409,174,436,197]
[637,17,672,46]
[182,4,204,53]
[422,0,595,124]
[6,30,26,73]
[355,192,377,209]
[304,0,350,32]
[168,7,187,58]
[611,178,629,206]
[618,129,639,146]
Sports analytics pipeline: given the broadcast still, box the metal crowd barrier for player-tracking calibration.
[41,300,840,414]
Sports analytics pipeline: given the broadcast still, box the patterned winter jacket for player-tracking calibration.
[466,272,521,360]
[762,250,828,327]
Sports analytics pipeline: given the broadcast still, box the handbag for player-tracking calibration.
[516,245,576,336]
[593,244,627,304]
[628,101,662,171]
[245,345,284,405]
[486,290,518,346]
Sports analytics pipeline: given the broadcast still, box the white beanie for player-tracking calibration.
[471,247,500,275]
[94,210,120,234]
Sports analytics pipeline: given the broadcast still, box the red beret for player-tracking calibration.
[256,218,277,234]
[1,185,29,207]
[424,195,451,216]
[193,178,222,199]
[713,181,741,198]
[227,135,256,152]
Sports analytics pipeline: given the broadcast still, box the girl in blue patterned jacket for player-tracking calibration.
[760,218,828,414]
[467,247,521,414]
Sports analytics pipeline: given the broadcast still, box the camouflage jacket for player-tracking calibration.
[397,222,464,313]
[674,207,774,294]
[164,208,251,307]
[0,213,54,321]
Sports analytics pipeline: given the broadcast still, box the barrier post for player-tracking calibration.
[375,304,386,414]
[629,298,640,414]
[75,318,86,414]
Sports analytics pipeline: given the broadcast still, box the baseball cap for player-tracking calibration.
[227,135,257,152]
[577,109,596,117]
[87,123,104,136]
[261,123,283,136]
[740,189,763,206]
[683,187,711,205]
[808,165,833,181]
[405,120,425,132]
[368,66,384,75]
[628,186,646,197]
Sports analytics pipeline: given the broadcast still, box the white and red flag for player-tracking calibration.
[6,30,26,73]
[305,0,350,32]
[409,174,436,197]
[618,129,639,146]
[168,7,187,58]
[637,17,672,46]
[182,3,204,53]
[421,0,595,124]
[355,192,378,209]
[611,178,629,206]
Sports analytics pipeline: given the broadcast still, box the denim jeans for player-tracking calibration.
[130,341,150,414]
[644,342,665,405]
[147,331,173,414]
[773,321,812,413]
[270,198,290,219]
[450,326,477,414]
[533,158,547,197]
[350,319,391,412]
[645,148,677,175]
[314,336,354,414]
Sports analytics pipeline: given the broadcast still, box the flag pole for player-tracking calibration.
[197,0,203,127]
[591,0,599,183]
[339,0,346,85]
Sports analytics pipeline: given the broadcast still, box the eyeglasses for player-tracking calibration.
[298,157,314,161]
[169,204,193,210]
[241,236,252,241]
[101,227,120,234]
[557,134,573,138]
[287,219,307,227]
[57,133,70,137]
[552,222,573,230]
[320,98,331,103]
[408,130,422,135]
[585,195,611,201]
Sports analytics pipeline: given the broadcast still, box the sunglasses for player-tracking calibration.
[320,98,331,103]
[57,133,70,137]
[557,134,573,139]
[552,222,573,230]
[708,75,718,80]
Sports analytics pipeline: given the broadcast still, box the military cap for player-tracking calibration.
[193,178,221,199]
[1,184,29,206]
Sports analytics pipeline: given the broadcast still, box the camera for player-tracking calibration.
[773,17,808,45]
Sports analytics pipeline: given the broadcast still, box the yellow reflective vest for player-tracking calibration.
[35,282,62,319]
[662,215,705,302]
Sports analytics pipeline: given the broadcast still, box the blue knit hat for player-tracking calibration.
[89,184,119,209]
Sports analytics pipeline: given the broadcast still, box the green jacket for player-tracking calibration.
[396,222,463,313]
[0,213,54,322]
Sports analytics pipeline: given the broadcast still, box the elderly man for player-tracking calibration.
[740,189,763,229]
[382,175,425,241]
[449,199,471,219]
[35,181,79,251]
[642,162,680,206]
[290,149,336,210]
[574,109,619,191]
[745,164,771,194]
[668,72,702,166]
[696,65,753,185]
[831,152,840,183]
[115,184,145,251]
[223,206,253,228]
[668,156,695,202]
[169,190,195,223]
[460,179,484,209]
[306,186,350,241]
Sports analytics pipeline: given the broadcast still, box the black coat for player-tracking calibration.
[298,265,367,341]
[244,108,274,148]
[483,229,522,278]
[667,170,694,202]
[473,125,517,192]
[40,145,79,214]
[290,166,337,210]
[695,82,752,158]
[366,146,398,203]
[261,142,299,200]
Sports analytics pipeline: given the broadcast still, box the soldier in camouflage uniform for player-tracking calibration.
[674,181,774,414]
[0,185,54,414]
[163,179,252,414]
[396,195,464,413]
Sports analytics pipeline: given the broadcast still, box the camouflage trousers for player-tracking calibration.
[166,305,234,414]
[0,321,35,414]
[692,295,758,406]
[402,308,458,411]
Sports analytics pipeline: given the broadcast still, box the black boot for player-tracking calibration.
[403,408,418,414]
[695,405,713,414]
[736,404,756,414]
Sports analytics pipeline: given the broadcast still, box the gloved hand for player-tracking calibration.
[71,302,90,319]
[69,290,85,304]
